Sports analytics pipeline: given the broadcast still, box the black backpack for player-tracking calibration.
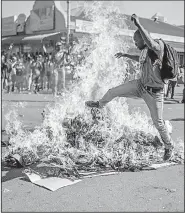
[148,39,179,83]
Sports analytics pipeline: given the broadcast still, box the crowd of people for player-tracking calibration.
[1,39,184,99]
[1,40,86,96]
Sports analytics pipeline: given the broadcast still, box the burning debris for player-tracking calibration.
[2,2,184,181]
[3,107,184,180]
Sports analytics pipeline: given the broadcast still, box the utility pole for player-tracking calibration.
[62,1,70,92]
[67,0,70,45]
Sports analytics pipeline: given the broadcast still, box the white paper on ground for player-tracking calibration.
[149,162,177,169]
[34,178,81,191]
[24,172,81,191]
[25,172,42,182]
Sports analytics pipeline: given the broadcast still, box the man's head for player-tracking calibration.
[2,55,5,62]
[133,30,145,50]
[48,53,52,60]
[55,42,62,51]
[37,54,43,62]
[12,56,17,63]
[19,55,24,63]
[61,37,66,44]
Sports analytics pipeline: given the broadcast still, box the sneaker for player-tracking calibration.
[85,101,100,108]
[163,146,174,161]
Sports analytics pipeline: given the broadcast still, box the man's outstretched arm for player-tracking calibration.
[115,52,139,62]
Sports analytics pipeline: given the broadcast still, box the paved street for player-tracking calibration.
[1,85,184,212]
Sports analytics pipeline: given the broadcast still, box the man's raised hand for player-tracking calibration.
[115,52,125,58]
[9,43,14,50]
[131,14,140,27]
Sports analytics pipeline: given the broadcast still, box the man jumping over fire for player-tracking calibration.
[85,14,174,161]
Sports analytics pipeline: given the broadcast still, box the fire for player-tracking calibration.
[4,2,184,176]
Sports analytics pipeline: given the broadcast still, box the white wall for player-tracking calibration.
[25,0,67,35]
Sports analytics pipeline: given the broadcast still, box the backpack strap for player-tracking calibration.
[157,39,165,61]
[147,39,168,84]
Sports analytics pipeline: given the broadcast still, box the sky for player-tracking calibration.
[1,0,184,26]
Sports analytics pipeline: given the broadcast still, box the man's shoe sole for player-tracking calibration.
[85,101,100,108]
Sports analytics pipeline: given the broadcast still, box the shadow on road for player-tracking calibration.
[170,118,185,121]
[1,165,24,182]
[164,101,180,104]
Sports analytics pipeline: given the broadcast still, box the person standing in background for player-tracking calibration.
[57,40,68,95]
[43,42,64,96]
[25,55,33,93]
[166,67,180,99]
[64,51,73,88]
[22,54,28,90]
[166,77,177,99]
[10,56,18,93]
[6,58,13,94]
[1,54,8,92]
[15,56,25,93]
[53,41,67,96]
[179,65,184,84]
[4,43,14,93]
[38,54,45,91]
[45,53,54,91]
[164,80,169,98]
[32,55,41,94]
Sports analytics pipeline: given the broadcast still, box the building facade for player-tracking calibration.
[1,0,184,66]
[2,1,71,53]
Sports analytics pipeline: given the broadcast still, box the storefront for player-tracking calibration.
[2,1,184,65]
[1,1,78,54]
[2,15,22,53]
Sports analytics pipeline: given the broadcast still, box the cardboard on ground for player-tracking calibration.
[25,172,81,191]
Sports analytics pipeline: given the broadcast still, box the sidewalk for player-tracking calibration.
[2,84,184,103]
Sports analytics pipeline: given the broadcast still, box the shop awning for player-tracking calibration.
[2,35,25,45]
[22,32,62,43]
[2,37,10,41]
[166,41,184,53]
[2,37,10,44]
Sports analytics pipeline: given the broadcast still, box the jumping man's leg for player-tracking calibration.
[142,89,174,160]
[86,80,140,108]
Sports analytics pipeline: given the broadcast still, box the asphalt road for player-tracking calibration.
[1,84,184,212]
[2,165,184,212]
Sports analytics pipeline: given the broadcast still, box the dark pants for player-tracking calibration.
[166,80,177,98]
[46,72,52,90]
[32,75,40,93]
[182,87,185,102]
[40,74,45,90]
